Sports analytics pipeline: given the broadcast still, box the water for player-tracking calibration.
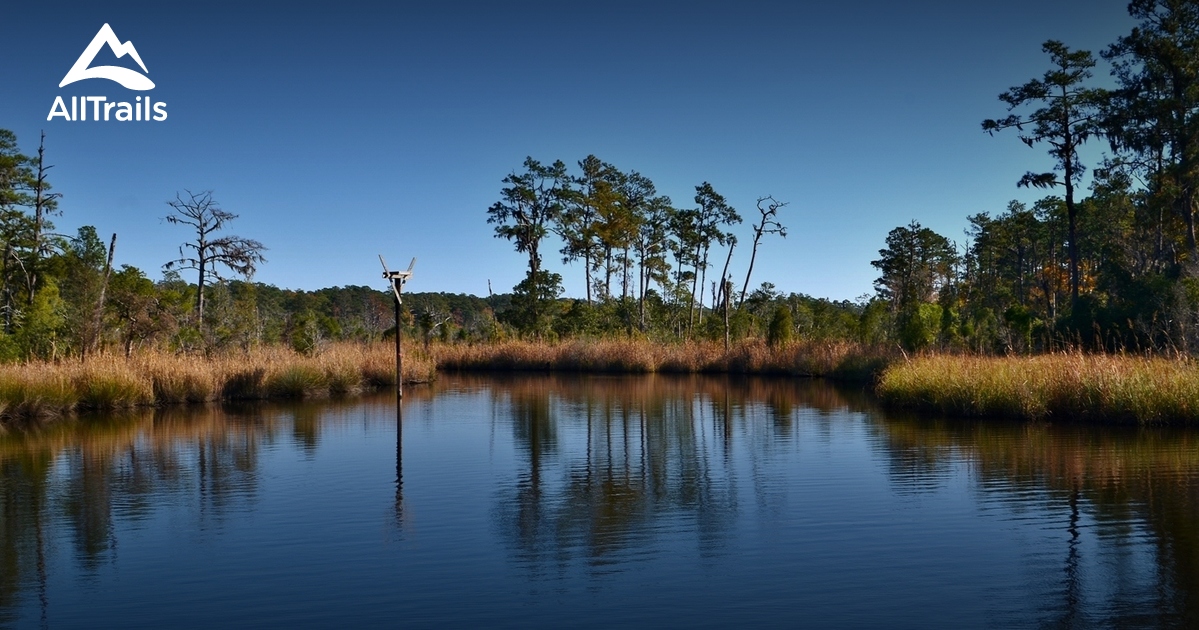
[2,374,1198,628]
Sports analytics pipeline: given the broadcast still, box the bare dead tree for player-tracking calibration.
[27,131,62,305]
[738,195,788,308]
[417,307,452,349]
[163,190,266,322]
[84,233,117,358]
[723,276,732,352]
[716,235,737,311]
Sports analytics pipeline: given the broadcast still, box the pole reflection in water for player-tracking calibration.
[395,393,403,529]
[2,377,1199,627]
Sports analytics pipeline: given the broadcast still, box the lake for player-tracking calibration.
[1,373,1197,628]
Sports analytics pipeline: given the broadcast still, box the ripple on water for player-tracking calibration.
[3,379,1199,628]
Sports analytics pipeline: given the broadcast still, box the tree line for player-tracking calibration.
[869,0,1199,353]
[0,131,391,358]
[486,155,800,343]
[10,1,1198,359]
[0,132,945,356]
[0,126,542,358]
[482,2,1199,354]
[0,125,877,357]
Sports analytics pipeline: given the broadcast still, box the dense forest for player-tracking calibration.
[1,1,1198,360]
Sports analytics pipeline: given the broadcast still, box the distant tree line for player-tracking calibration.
[0,125,887,357]
[0,128,510,359]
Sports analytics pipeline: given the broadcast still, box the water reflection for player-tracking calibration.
[484,375,866,573]
[474,374,1199,625]
[395,398,403,529]
[874,413,1199,627]
[0,396,398,625]
[3,376,1199,626]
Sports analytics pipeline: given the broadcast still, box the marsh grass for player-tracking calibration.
[431,339,892,379]
[0,342,436,424]
[266,365,329,399]
[321,356,364,395]
[74,361,153,409]
[0,370,76,420]
[877,353,1199,424]
[12,336,1199,426]
[142,356,216,403]
[222,367,268,400]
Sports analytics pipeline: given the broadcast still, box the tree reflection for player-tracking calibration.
[494,379,557,566]
[487,375,850,574]
[0,402,305,619]
[482,373,1199,624]
[872,414,1199,627]
[11,375,1199,626]
[291,405,321,455]
[0,448,51,627]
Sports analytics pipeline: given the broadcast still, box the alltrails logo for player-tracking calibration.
[47,23,167,122]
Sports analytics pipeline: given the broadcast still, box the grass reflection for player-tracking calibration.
[873,412,1199,627]
[0,396,391,620]
[4,376,1199,626]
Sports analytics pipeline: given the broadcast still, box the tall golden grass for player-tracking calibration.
[0,342,435,424]
[431,338,892,380]
[0,338,891,425]
[877,353,1199,424]
[11,336,1199,426]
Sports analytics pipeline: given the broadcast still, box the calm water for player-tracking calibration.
[2,374,1199,628]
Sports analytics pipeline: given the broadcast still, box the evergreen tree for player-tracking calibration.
[983,40,1104,306]
[487,157,569,334]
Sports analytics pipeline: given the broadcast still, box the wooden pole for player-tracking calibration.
[394,279,403,398]
[379,255,414,399]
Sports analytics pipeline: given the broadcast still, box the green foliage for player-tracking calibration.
[872,221,957,311]
[288,309,322,355]
[938,301,960,348]
[858,299,892,345]
[0,129,34,211]
[13,4,1199,368]
[17,280,65,360]
[1003,305,1034,353]
[767,305,793,348]
[507,270,564,337]
[554,300,604,337]
[0,334,20,362]
[898,303,942,352]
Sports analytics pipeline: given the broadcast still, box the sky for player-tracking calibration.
[1,1,1136,302]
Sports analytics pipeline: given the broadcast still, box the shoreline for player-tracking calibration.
[6,341,1199,427]
[0,343,435,427]
[877,354,1199,425]
[0,339,889,427]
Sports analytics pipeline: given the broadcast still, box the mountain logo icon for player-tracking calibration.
[59,23,154,91]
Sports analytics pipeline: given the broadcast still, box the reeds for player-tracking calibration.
[877,353,1199,424]
[432,338,892,380]
[18,337,1199,426]
[0,342,436,424]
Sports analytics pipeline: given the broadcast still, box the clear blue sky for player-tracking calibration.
[1,1,1133,301]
